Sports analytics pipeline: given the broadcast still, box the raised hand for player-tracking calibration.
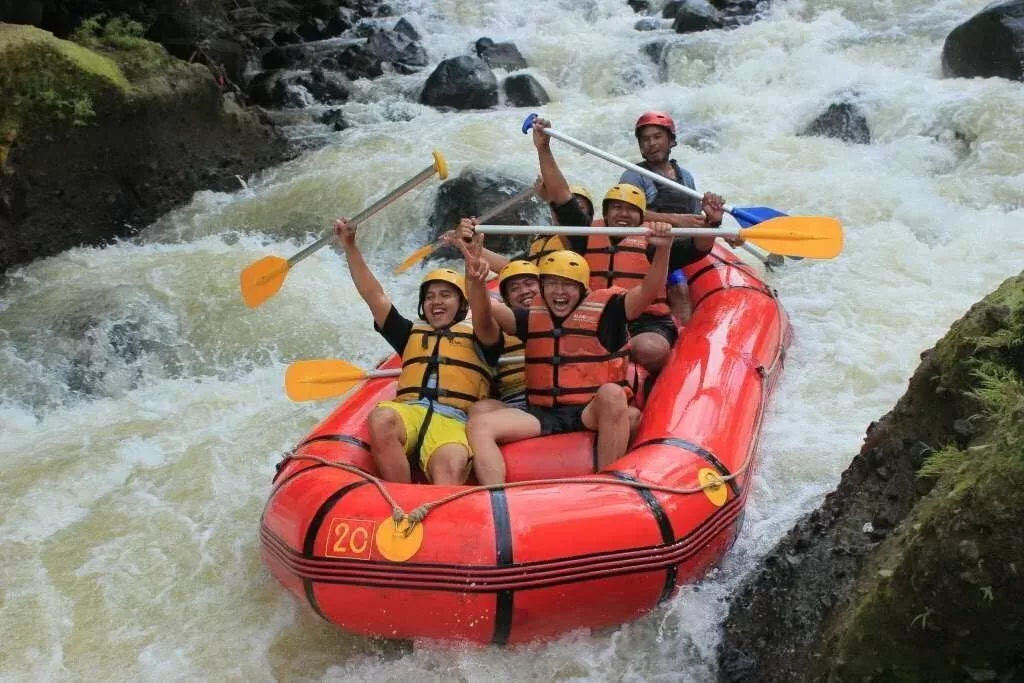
[701,192,725,227]
[334,218,357,250]
[532,116,552,151]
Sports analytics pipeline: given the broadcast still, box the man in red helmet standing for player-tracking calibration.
[622,111,726,323]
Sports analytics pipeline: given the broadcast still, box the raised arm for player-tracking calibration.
[459,232,516,346]
[532,117,573,206]
[624,221,672,320]
[335,218,392,327]
[441,220,512,273]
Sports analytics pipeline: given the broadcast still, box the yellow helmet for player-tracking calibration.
[602,183,646,215]
[569,184,594,208]
[538,250,590,289]
[419,268,468,321]
[498,260,540,298]
[528,235,570,259]
[421,268,466,298]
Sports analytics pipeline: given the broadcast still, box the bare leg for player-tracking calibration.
[466,407,543,485]
[581,384,631,469]
[630,331,671,376]
[426,443,471,485]
[367,406,411,483]
[668,283,692,325]
[468,398,506,417]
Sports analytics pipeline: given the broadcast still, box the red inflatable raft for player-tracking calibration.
[260,243,790,644]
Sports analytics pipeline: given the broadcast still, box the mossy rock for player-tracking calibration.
[0,23,130,132]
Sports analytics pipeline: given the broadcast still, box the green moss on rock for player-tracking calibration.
[0,23,130,132]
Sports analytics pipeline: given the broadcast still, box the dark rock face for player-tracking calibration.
[503,73,550,107]
[429,168,548,257]
[673,0,725,33]
[420,56,498,110]
[365,27,427,68]
[942,0,1024,81]
[478,41,527,71]
[718,272,1024,682]
[663,0,684,19]
[799,102,871,144]
[1,77,289,273]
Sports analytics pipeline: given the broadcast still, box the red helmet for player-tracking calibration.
[635,111,676,138]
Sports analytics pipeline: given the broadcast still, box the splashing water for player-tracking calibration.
[2,0,1023,679]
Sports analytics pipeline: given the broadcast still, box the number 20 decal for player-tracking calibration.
[324,517,375,560]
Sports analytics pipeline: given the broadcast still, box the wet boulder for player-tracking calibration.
[627,0,652,13]
[272,26,303,45]
[941,0,1024,81]
[429,168,549,256]
[663,0,684,19]
[634,17,663,31]
[297,68,351,105]
[420,56,498,110]
[503,73,550,107]
[336,43,384,80]
[324,8,357,37]
[477,40,528,71]
[319,108,349,131]
[365,27,428,68]
[393,17,421,41]
[296,17,327,42]
[799,101,871,144]
[672,0,725,33]
[260,44,305,70]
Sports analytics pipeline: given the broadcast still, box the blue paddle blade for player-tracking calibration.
[521,112,538,134]
[730,206,788,227]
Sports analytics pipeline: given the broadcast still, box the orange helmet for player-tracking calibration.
[635,111,676,139]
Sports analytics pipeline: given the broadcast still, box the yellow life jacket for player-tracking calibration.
[496,331,526,404]
[395,321,492,412]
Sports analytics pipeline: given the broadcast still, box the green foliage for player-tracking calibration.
[918,443,968,479]
[0,25,129,131]
[70,14,175,81]
[968,363,1024,456]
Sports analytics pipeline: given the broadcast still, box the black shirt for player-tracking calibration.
[551,199,711,270]
[374,305,502,365]
[513,294,629,354]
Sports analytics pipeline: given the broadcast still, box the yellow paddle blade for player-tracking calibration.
[240,256,290,308]
[393,242,437,274]
[740,216,844,259]
[285,359,369,402]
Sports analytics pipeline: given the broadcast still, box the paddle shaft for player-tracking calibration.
[531,120,780,265]
[313,355,526,383]
[288,162,440,268]
[479,186,536,223]
[476,225,743,238]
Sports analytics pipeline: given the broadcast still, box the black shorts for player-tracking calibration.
[527,404,587,436]
[627,313,678,345]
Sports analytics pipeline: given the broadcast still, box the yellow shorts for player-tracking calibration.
[375,401,472,479]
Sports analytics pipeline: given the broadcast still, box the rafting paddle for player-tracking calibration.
[474,217,843,259]
[393,185,537,274]
[240,150,449,308]
[286,356,526,402]
[522,114,821,266]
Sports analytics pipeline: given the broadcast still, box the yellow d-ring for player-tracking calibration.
[432,149,448,180]
[698,468,728,507]
[375,517,424,562]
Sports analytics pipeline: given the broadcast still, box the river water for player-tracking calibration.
[2,0,1023,679]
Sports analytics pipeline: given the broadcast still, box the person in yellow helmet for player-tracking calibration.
[530,116,724,380]
[440,177,595,274]
[457,220,671,485]
[334,218,500,485]
[457,257,540,477]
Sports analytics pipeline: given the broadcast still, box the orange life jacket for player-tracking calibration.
[524,288,632,407]
[581,233,670,317]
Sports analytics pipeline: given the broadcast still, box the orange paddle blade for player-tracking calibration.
[285,359,370,402]
[393,242,437,274]
[741,216,844,259]
[240,256,290,308]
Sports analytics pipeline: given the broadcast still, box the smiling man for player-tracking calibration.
[530,117,723,378]
[334,218,498,485]
[458,225,672,485]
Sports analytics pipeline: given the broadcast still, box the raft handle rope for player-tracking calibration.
[285,449,758,536]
